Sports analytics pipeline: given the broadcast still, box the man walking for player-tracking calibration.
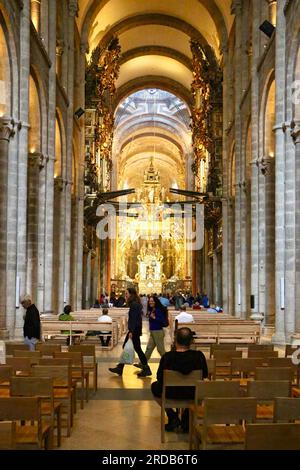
[21,294,41,351]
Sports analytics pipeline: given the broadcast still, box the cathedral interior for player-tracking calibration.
[1,0,300,452]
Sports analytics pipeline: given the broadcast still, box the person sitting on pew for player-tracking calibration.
[151,327,208,432]
[175,305,194,323]
[59,305,74,345]
[97,308,113,347]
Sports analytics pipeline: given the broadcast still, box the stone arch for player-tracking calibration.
[263,75,276,158]
[72,141,77,195]
[0,19,10,116]
[120,46,192,71]
[54,109,66,178]
[294,43,300,121]
[114,76,191,112]
[80,0,228,54]
[30,65,48,155]
[286,18,300,119]
[0,7,18,119]
[96,14,210,55]
[230,143,236,198]
[28,74,41,154]
[245,118,252,181]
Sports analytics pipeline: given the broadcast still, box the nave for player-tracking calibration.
[59,324,189,450]
[57,325,288,451]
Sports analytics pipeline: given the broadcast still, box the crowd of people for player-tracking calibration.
[93,290,222,313]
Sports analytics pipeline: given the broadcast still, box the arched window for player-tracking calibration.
[31,0,41,33]
[55,116,62,177]
[294,46,300,121]
[264,79,276,158]
[230,146,236,198]
[28,75,41,154]
[72,148,77,195]
[0,22,11,116]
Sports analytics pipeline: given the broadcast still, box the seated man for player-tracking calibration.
[97,308,113,347]
[174,305,194,324]
[59,305,74,345]
[151,327,208,432]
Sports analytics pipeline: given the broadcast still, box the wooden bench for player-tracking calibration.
[173,320,261,345]
[40,320,118,348]
[218,323,260,344]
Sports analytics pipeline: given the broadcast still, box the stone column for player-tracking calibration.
[75,42,88,310]
[0,117,15,337]
[222,42,234,315]
[250,0,261,322]
[63,0,78,308]
[232,0,243,317]
[264,157,276,326]
[26,152,42,300]
[44,0,56,314]
[292,122,300,334]
[16,0,31,336]
[273,0,287,343]
[36,153,46,312]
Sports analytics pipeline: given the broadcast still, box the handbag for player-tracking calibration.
[119,338,135,364]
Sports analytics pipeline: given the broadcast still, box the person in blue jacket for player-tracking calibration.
[134,295,168,372]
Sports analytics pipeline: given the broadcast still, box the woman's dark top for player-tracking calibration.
[128,301,143,335]
[23,304,41,339]
[148,306,167,331]
[152,349,208,399]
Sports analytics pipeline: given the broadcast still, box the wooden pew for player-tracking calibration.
[173,320,261,345]
[40,320,118,348]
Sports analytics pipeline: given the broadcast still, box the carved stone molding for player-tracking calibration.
[231,0,242,16]
[238,181,247,192]
[56,39,65,57]
[291,120,300,145]
[54,176,65,192]
[0,116,15,142]
[255,156,275,176]
[68,0,78,17]
[80,42,88,55]
[28,152,45,170]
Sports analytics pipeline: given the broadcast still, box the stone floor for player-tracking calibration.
[59,325,286,450]
[60,325,190,450]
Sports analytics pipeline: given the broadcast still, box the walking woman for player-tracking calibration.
[134,295,168,370]
[109,288,152,377]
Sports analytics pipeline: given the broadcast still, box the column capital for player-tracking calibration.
[231,0,242,15]
[54,176,65,191]
[80,42,88,55]
[291,120,300,144]
[253,156,275,175]
[0,116,15,141]
[28,151,46,170]
[56,39,65,57]
[68,0,78,17]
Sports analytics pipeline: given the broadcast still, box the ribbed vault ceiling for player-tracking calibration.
[78,0,232,192]
[78,0,233,103]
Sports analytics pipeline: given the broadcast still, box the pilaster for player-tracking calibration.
[0,117,16,338]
